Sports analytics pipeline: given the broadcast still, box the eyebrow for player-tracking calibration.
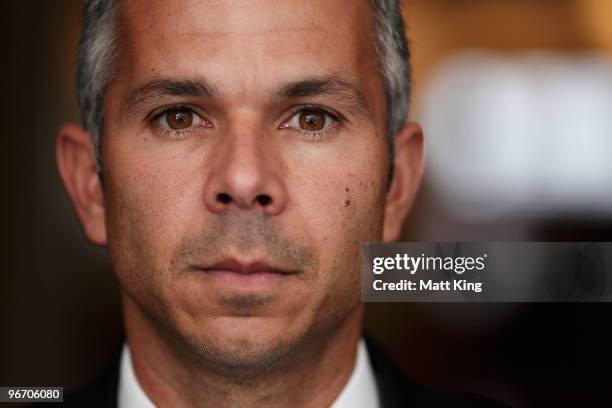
[122,79,216,117]
[121,75,372,119]
[276,75,371,118]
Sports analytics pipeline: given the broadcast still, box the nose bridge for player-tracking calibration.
[221,119,273,193]
[225,120,267,175]
[204,116,287,215]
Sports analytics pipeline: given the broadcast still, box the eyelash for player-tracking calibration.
[148,103,342,141]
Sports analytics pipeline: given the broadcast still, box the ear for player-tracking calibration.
[56,123,107,246]
[382,123,424,242]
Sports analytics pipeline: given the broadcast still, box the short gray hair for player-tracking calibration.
[76,0,121,170]
[368,0,412,181]
[76,0,411,175]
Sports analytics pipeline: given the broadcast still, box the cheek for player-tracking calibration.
[290,145,387,289]
[102,144,203,287]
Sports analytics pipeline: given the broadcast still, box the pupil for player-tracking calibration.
[300,111,324,131]
[167,110,193,129]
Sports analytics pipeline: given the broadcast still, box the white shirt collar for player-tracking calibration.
[118,339,379,408]
[329,339,381,408]
[118,345,156,408]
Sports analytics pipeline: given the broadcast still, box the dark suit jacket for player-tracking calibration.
[45,337,504,407]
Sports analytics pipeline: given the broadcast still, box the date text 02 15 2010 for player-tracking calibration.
[0,387,63,402]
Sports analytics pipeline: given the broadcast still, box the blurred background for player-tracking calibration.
[3,1,612,407]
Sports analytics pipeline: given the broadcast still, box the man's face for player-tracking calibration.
[100,0,390,367]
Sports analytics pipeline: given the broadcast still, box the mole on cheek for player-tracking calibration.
[344,187,351,207]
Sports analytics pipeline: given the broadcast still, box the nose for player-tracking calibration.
[204,127,287,216]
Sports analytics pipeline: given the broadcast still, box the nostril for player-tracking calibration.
[214,193,273,207]
[217,193,232,204]
[256,195,272,206]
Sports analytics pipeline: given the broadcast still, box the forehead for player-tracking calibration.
[115,0,380,94]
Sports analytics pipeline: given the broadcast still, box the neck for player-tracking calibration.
[122,294,363,408]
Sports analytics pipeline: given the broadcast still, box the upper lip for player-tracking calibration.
[195,258,297,275]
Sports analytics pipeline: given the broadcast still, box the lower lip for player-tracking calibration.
[196,269,289,289]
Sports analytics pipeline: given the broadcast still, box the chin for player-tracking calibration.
[185,315,307,372]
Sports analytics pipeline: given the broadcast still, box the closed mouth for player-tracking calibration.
[194,258,297,276]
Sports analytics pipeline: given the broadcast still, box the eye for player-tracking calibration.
[280,106,339,139]
[166,109,193,129]
[151,106,212,137]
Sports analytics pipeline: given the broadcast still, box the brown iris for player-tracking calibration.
[299,110,325,131]
[166,109,193,130]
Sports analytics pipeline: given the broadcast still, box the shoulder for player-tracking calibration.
[364,336,507,408]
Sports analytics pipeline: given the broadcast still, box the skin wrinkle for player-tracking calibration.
[169,210,316,314]
[277,76,372,119]
[216,213,311,262]
[121,75,372,124]
[130,0,325,36]
[122,79,217,119]
[171,26,323,37]
[128,0,323,41]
